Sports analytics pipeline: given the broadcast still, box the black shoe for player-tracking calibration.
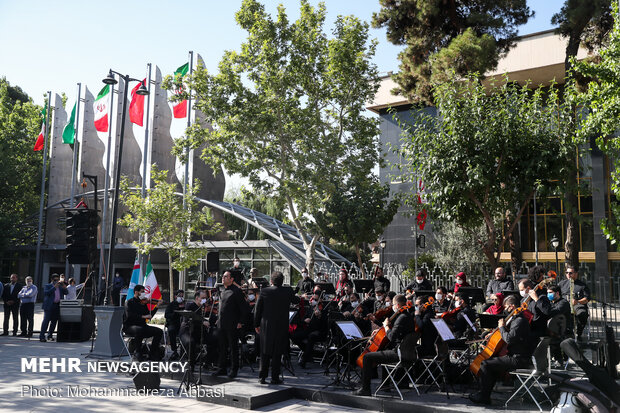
[1,332,8,336]
[298,361,306,369]
[169,351,180,361]
[258,378,267,384]
[270,378,283,385]
[39,338,47,342]
[47,336,55,341]
[12,332,17,336]
[211,369,227,377]
[18,333,27,337]
[469,392,491,405]
[228,370,238,379]
[26,333,33,338]
[352,388,371,396]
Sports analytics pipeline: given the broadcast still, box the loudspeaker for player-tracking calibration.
[133,372,160,390]
[206,251,220,273]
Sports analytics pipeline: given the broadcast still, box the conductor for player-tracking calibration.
[254,271,300,384]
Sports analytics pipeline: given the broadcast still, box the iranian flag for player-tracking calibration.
[143,260,162,311]
[33,103,47,151]
[93,84,111,132]
[172,62,189,118]
[62,102,77,144]
[129,79,146,126]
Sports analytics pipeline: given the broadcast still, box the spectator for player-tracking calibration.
[2,273,23,336]
[64,276,88,300]
[17,276,37,337]
[40,274,68,342]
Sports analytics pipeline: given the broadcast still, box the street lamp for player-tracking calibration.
[103,69,148,305]
[379,238,387,267]
[550,234,560,274]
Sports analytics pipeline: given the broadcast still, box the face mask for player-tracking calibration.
[455,301,462,308]
[392,304,398,313]
[200,298,207,305]
[456,279,464,285]
[248,294,255,301]
[519,290,527,298]
[139,293,147,300]
[416,277,423,283]
[435,293,443,301]
[311,300,318,306]
[176,297,184,303]
[547,293,555,301]
[27,281,32,286]
[376,295,383,301]
[302,272,308,278]
[351,301,359,308]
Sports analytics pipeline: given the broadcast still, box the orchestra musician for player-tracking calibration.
[557,265,590,339]
[469,295,533,405]
[372,266,390,294]
[486,267,514,297]
[518,278,551,338]
[450,272,470,298]
[228,257,245,286]
[405,268,433,293]
[353,294,416,396]
[547,285,571,363]
[164,289,185,360]
[432,287,451,314]
[294,268,315,297]
[447,292,477,338]
[335,269,354,299]
[123,284,163,361]
[179,290,213,368]
[484,293,504,315]
[254,271,300,384]
[292,291,330,369]
[212,271,250,379]
[414,295,437,356]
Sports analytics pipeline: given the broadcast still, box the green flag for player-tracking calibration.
[62,102,77,144]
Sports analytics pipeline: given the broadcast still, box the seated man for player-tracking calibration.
[469,294,533,405]
[450,292,477,339]
[432,287,451,314]
[179,290,216,368]
[405,268,433,294]
[123,284,163,360]
[353,294,415,396]
[414,295,437,357]
[547,285,570,363]
[486,267,514,297]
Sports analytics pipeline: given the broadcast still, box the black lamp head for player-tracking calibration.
[136,83,149,96]
[102,70,118,85]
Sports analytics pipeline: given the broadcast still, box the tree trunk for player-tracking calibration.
[506,209,522,276]
[565,160,580,269]
[168,252,174,302]
[305,236,318,278]
[355,243,365,278]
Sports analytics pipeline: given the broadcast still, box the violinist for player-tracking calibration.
[335,269,354,299]
[405,268,433,294]
[293,291,329,369]
[344,293,372,335]
[449,292,477,339]
[414,295,437,356]
[469,295,532,405]
[164,289,185,360]
[353,294,414,396]
[179,290,212,368]
[432,287,451,314]
[367,289,392,326]
[294,268,315,297]
[123,284,163,361]
[372,266,390,294]
[518,278,551,338]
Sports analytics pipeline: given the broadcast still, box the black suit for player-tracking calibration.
[123,297,162,358]
[3,282,23,334]
[216,284,250,372]
[254,285,300,380]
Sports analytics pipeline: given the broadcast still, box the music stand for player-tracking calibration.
[353,280,374,295]
[412,290,435,298]
[431,318,456,342]
[176,309,203,394]
[479,313,504,329]
[501,290,520,300]
[250,277,269,289]
[316,282,336,296]
[289,311,297,324]
[323,321,365,389]
[457,287,485,305]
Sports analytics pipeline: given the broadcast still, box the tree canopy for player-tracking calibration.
[163,0,382,274]
[372,0,532,104]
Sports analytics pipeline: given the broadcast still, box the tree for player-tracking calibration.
[572,4,620,248]
[223,186,288,240]
[431,221,487,274]
[552,0,612,269]
[315,174,400,277]
[0,78,44,252]
[119,166,222,301]
[163,0,381,275]
[372,0,532,104]
[397,76,575,268]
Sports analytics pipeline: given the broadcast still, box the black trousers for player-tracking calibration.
[167,323,180,352]
[478,355,530,398]
[259,351,283,380]
[3,302,20,334]
[360,350,400,390]
[217,327,239,371]
[125,325,163,353]
[302,330,326,362]
[40,304,60,339]
[20,302,34,335]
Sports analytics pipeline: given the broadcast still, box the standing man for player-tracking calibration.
[17,277,37,337]
[229,257,245,287]
[558,265,590,339]
[486,267,514,297]
[405,268,433,294]
[254,271,300,384]
[2,274,22,336]
[373,267,390,294]
[213,271,249,378]
[165,289,186,359]
[294,268,315,297]
[112,273,124,306]
[39,274,67,342]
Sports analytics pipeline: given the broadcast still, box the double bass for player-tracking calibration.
[469,274,556,376]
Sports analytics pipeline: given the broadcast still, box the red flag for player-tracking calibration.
[34,123,45,151]
[129,78,146,126]
[173,99,187,118]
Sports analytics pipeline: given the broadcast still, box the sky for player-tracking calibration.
[1,0,567,107]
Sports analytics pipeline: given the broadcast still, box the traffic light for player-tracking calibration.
[66,209,99,264]
[416,234,426,249]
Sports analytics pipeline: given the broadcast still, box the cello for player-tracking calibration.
[469,274,556,376]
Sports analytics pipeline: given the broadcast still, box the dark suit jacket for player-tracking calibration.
[254,285,300,355]
[2,282,23,304]
[386,311,415,349]
[42,283,67,311]
[217,284,249,330]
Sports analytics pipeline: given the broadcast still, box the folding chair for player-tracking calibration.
[374,333,420,400]
[415,338,451,398]
[505,337,554,412]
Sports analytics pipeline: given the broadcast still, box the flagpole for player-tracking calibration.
[100,82,116,297]
[182,51,194,210]
[34,91,52,288]
[139,63,153,274]
[65,82,82,277]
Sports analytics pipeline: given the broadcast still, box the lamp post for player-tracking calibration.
[550,234,560,274]
[102,70,148,305]
[380,238,387,267]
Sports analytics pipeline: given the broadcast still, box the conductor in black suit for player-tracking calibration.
[254,271,300,384]
[212,271,250,379]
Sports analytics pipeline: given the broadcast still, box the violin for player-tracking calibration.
[439,306,462,321]
[414,296,435,332]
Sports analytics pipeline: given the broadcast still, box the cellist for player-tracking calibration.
[469,295,532,405]
[352,294,414,396]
